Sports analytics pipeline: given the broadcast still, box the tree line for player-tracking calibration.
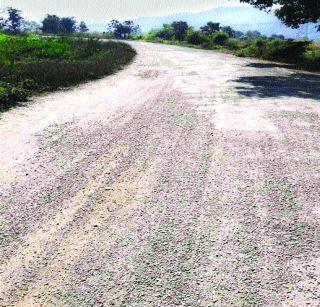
[0,7,89,35]
[0,7,141,37]
[145,21,274,43]
[0,0,318,37]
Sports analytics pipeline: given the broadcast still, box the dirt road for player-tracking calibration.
[0,42,319,306]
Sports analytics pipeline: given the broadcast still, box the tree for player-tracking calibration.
[171,21,188,40]
[123,20,135,37]
[78,21,89,33]
[59,17,76,34]
[5,7,23,34]
[108,20,121,38]
[201,22,220,35]
[246,30,262,39]
[271,34,285,39]
[240,0,320,30]
[108,20,138,39]
[154,24,174,40]
[41,14,60,34]
[234,30,245,39]
[221,26,236,38]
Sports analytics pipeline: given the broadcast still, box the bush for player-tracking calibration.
[235,38,309,63]
[0,86,10,109]
[212,32,229,45]
[0,82,28,111]
[225,38,243,50]
[144,25,174,41]
[186,31,207,45]
[265,39,309,62]
[9,86,28,101]
[155,25,174,40]
[20,78,38,91]
[201,41,211,49]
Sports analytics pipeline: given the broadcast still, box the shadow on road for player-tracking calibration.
[246,63,293,69]
[234,73,320,99]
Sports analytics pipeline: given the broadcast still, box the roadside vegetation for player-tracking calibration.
[133,21,320,72]
[0,1,319,111]
[0,35,136,111]
[0,9,136,112]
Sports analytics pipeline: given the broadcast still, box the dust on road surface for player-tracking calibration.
[0,42,319,306]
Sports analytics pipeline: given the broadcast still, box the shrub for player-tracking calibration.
[0,86,10,110]
[212,32,229,45]
[234,38,309,63]
[156,24,174,40]
[225,39,243,50]
[201,41,211,49]
[9,86,28,101]
[186,31,207,45]
[20,78,38,90]
[0,82,28,111]
[265,39,309,62]
[143,25,174,41]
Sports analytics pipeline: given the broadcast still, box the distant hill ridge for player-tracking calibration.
[89,6,319,40]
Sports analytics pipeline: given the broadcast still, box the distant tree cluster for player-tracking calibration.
[145,20,266,44]
[107,20,139,38]
[41,15,89,34]
[171,21,189,40]
[0,7,90,35]
[200,22,220,35]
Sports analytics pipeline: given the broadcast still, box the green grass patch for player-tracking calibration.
[41,124,72,149]
[40,187,61,204]
[170,112,198,128]
[0,34,136,112]
[271,111,318,122]
[259,179,299,210]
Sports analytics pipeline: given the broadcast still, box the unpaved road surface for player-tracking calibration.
[0,42,319,306]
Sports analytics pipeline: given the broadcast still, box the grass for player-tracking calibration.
[40,187,61,204]
[0,34,136,112]
[41,124,72,149]
[0,202,7,211]
[271,111,318,122]
[259,179,299,210]
[170,112,198,128]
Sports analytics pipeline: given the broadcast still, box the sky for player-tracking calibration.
[2,0,248,22]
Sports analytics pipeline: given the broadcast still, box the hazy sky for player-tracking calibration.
[3,0,248,22]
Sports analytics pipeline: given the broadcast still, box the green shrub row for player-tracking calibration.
[137,27,320,72]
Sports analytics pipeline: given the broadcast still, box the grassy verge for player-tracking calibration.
[136,35,320,72]
[0,34,136,112]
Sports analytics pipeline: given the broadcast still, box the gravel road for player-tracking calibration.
[0,42,319,306]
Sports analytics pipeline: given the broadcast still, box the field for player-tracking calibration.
[0,35,136,112]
